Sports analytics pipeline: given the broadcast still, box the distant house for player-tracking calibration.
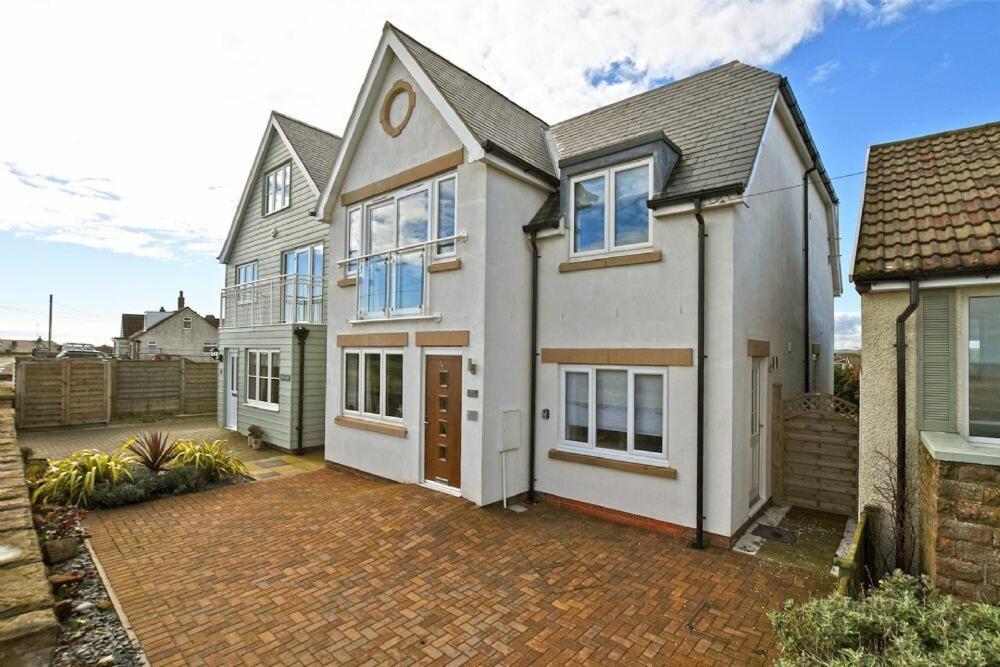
[852,121,1000,599]
[0,338,59,356]
[116,292,220,360]
[834,350,861,370]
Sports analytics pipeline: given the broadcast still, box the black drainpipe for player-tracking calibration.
[803,166,816,393]
[294,326,309,455]
[895,282,919,570]
[692,199,707,550]
[528,230,540,503]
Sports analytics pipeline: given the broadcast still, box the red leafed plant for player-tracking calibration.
[122,432,177,472]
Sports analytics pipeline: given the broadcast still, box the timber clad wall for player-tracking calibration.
[15,359,216,429]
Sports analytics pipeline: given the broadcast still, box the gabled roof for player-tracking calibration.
[130,307,213,340]
[389,25,554,179]
[119,313,144,338]
[272,112,342,192]
[219,111,341,263]
[852,122,1000,284]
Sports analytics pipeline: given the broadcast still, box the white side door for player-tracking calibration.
[225,349,238,429]
[749,357,762,507]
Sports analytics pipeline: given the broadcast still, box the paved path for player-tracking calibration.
[87,469,833,665]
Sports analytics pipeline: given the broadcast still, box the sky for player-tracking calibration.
[1,0,997,348]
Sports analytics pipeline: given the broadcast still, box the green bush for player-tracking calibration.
[170,439,247,481]
[771,571,1000,666]
[31,449,135,506]
[122,431,178,472]
[88,479,148,508]
[834,365,860,405]
[87,465,212,508]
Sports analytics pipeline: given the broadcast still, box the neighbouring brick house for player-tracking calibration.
[852,121,1000,602]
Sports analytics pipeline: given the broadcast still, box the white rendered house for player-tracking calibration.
[315,24,841,546]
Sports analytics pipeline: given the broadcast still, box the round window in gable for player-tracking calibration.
[379,79,416,137]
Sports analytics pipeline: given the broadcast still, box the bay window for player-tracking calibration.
[968,295,1000,442]
[264,164,291,215]
[560,365,667,461]
[570,159,652,257]
[343,349,403,421]
[247,350,280,410]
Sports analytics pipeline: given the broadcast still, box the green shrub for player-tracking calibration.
[771,571,1000,666]
[88,479,148,508]
[87,465,212,508]
[32,449,135,507]
[122,431,178,472]
[834,365,860,405]
[170,439,246,481]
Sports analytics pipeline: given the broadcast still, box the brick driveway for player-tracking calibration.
[87,470,832,665]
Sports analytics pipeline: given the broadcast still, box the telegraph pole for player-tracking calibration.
[47,294,53,354]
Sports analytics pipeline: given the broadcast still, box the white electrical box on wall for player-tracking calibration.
[500,409,521,452]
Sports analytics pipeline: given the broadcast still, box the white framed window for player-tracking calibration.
[264,163,291,215]
[342,349,403,421]
[236,262,258,285]
[434,175,457,256]
[183,316,192,329]
[146,341,157,355]
[281,244,324,323]
[559,365,668,462]
[202,343,216,353]
[247,349,280,410]
[346,206,362,275]
[569,158,653,258]
[968,295,1000,444]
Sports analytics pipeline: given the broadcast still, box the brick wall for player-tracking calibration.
[919,446,1000,603]
[0,408,58,665]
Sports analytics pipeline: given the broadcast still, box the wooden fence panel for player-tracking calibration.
[15,359,109,429]
[113,360,182,418]
[778,393,859,517]
[180,360,218,415]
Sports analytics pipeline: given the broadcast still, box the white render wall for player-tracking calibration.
[729,96,839,531]
[532,203,737,538]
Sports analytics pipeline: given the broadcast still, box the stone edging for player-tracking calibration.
[83,537,150,667]
[0,407,59,665]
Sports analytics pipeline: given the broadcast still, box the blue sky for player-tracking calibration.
[0,1,997,347]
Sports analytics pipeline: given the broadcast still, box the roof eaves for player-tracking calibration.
[482,140,560,187]
[778,79,838,204]
[647,182,745,209]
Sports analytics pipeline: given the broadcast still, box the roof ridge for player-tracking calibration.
[386,22,550,128]
[551,60,756,128]
[871,120,1000,150]
[271,110,342,140]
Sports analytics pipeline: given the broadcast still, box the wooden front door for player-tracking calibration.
[424,355,462,488]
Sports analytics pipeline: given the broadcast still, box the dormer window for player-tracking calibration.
[264,163,291,215]
[569,159,652,257]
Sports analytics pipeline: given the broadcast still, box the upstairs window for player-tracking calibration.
[146,341,157,355]
[570,159,652,257]
[183,316,192,329]
[236,262,258,285]
[264,163,291,215]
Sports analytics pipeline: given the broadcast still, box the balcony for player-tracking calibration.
[338,232,467,323]
[220,274,324,329]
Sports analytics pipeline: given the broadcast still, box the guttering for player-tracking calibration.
[527,230,541,503]
[648,182,743,210]
[692,198,707,550]
[294,326,310,454]
[895,282,919,570]
[779,79,838,205]
[803,165,816,392]
[481,140,560,188]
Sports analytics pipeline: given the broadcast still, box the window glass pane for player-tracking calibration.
[392,249,424,312]
[271,352,280,383]
[259,376,269,404]
[596,369,627,451]
[564,371,589,443]
[398,190,429,245]
[614,165,649,247]
[248,352,257,401]
[367,202,395,253]
[312,245,324,322]
[259,353,269,403]
[385,353,403,418]
[437,177,456,254]
[364,353,381,414]
[574,176,605,253]
[634,374,664,453]
[970,296,1000,438]
[282,165,291,207]
[344,353,359,411]
[347,208,362,274]
[266,173,275,214]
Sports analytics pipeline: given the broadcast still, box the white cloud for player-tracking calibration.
[835,311,862,349]
[809,60,841,86]
[836,0,958,26]
[0,1,949,260]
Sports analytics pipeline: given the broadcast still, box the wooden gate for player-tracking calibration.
[774,393,859,517]
[15,358,110,429]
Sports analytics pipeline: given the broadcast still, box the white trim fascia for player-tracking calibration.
[542,129,561,180]
[848,146,871,288]
[869,274,1000,291]
[315,25,484,223]
[742,91,779,198]
[650,196,740,218]
[481,153,555,192]
[218,115,321,263]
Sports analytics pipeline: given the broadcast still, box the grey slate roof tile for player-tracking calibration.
[272,112,342,191]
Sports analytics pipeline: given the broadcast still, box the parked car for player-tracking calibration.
[57,343,108,359]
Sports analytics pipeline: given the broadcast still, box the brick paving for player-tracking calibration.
[86,469,834,666]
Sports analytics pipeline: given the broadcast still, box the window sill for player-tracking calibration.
[245,400,280,412]
[920,431,1000,466]
[349,313,441,325]
[548,448,676,478]
[428,258,461,273]
[337,276,357,288]
[334,415,407,438]
[559,249,661,273]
